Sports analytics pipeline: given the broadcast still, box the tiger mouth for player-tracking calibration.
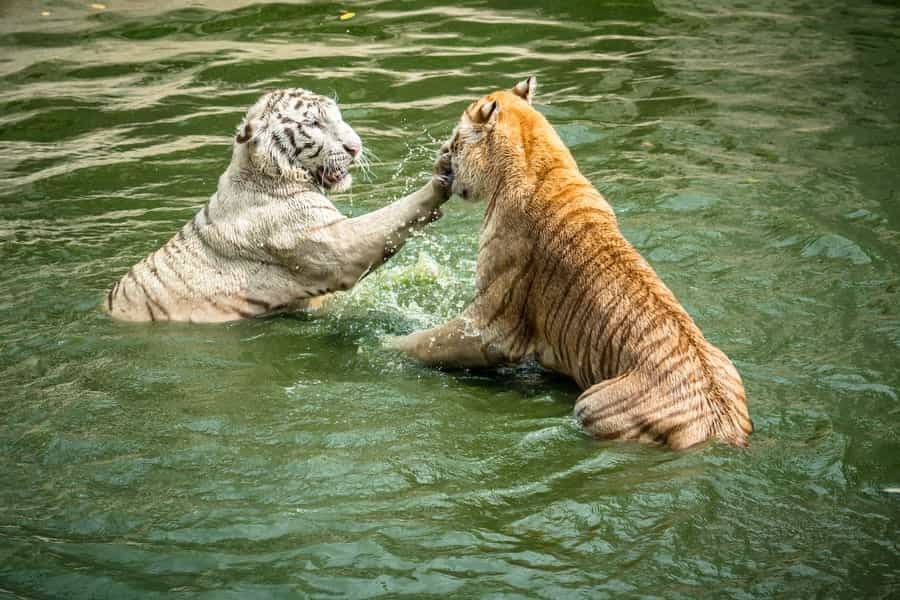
[317,166,349,188]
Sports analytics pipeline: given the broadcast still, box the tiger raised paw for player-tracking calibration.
[106,88,451,322]
[389,77,753,449]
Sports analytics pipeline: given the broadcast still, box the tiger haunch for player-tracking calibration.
[390,77,752,449]
[106,88,450,323]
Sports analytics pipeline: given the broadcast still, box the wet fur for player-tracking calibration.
[391,78,752,449]
[106,88,449,322]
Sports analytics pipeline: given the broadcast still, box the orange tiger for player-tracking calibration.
[389,77,752,449]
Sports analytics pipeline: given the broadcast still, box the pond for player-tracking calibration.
[1,0,898,597]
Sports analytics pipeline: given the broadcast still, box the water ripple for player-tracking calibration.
[1,1,898,597]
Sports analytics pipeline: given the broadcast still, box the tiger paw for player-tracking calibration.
[431,142,454,201]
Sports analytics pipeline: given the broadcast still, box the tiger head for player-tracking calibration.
[444,76,574,202]
[232,88,363,193]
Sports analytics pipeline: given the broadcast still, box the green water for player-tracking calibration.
[1,0,898,597]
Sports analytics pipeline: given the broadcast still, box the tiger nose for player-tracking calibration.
[343,142,361,157]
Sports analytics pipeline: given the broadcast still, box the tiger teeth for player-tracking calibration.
[320,168,347,187]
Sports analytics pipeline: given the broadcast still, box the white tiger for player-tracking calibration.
[106,88,451,322]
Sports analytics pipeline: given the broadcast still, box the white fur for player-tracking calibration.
[106,89,448,322]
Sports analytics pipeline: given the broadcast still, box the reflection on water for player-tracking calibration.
[1,0,898,597]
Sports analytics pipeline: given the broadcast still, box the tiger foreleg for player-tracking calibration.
[336,145,452,276]
[349,145,453,263]
[268,178,449,293]
[386,317,507,369]
[340,177,447,263]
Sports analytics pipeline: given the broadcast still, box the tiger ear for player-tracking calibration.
[511,76,537,104]
[235,118,265,144]
[235,120,254,144]
[469,99,499,125]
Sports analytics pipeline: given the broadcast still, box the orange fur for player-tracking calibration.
[392,78,752,449]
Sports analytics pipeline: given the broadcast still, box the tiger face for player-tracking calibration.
[234,88,363,193]
[444,76,537,202]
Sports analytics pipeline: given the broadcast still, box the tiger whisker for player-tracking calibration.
[352,148,376,182]
[361,147,382,163]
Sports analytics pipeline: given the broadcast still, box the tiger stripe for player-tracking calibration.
[547,245,635,376]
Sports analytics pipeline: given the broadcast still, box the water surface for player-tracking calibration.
[1,0,898,597]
